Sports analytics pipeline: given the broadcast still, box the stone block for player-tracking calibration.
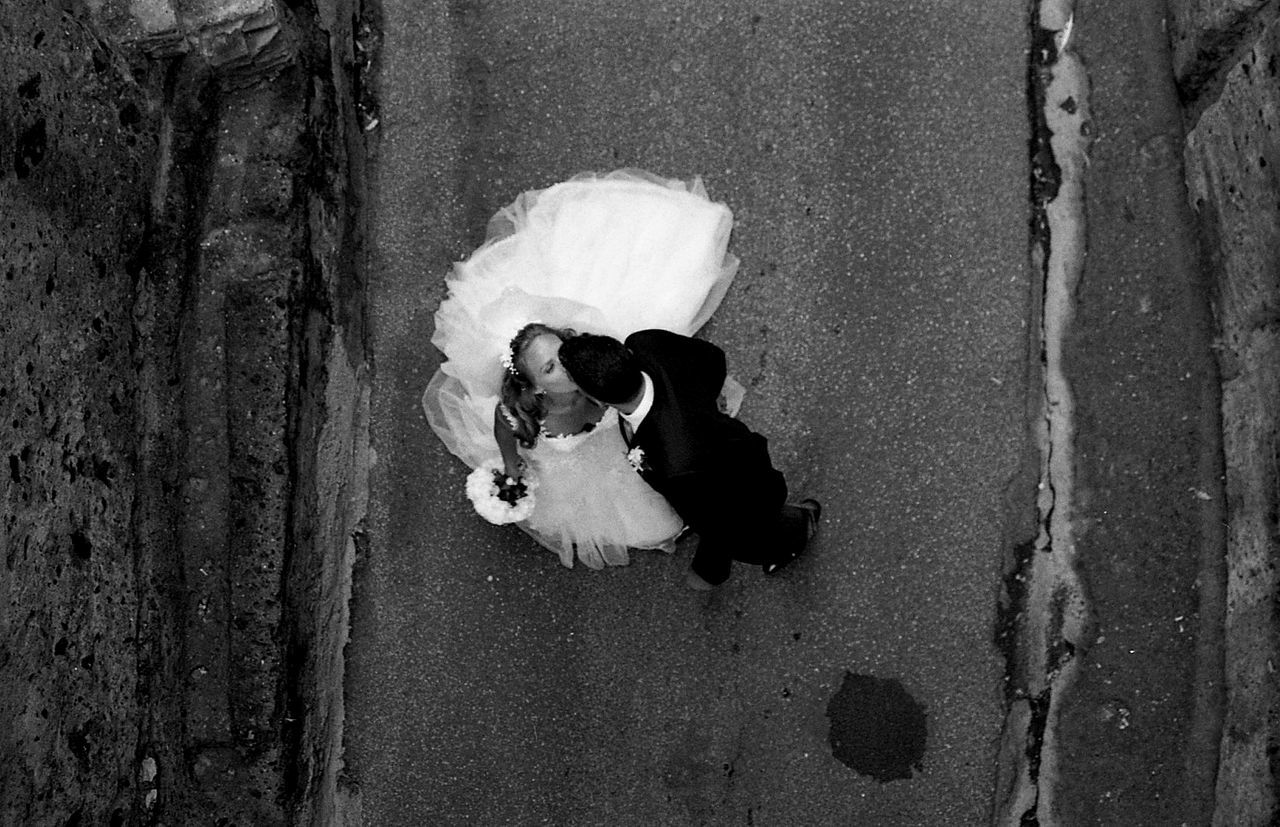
[1185,18,1280,370]
[1183,14,1280,827]
[86,0,179,39]
[92,0,276,42]
[5,0,367,821]
[89,0,292,76]
[173,77,309,818]
[1167,0,1280,104]
[0,3,160,824]
[177,0,274,32]
[1215,328,1280,825]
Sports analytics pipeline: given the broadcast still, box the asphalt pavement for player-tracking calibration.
[347,2,1033,824]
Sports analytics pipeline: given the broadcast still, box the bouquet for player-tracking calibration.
[465,458,536,525]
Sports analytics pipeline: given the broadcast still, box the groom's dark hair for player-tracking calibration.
[559,333,642,405]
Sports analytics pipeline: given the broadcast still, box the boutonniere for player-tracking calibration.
[626,446,648,473]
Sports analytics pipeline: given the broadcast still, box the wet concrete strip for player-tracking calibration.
[1026,5,1090,821]
[994,1,1091,823]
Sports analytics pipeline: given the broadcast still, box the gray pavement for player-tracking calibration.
[348,2,1030,824]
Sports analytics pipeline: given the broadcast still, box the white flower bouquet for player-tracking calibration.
[466,458,536,525]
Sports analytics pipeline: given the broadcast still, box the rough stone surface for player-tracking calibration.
[1167,0,1279,114]
[2,0,369,823]
[89,0,294,81]
[174,72,312,824]
[1,3,160,824]
[1184,16,1280,824]
[280,1,373,823]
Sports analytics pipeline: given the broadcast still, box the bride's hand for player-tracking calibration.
[503,458,526,481]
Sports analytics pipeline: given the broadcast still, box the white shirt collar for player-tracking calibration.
[621,372,654,431]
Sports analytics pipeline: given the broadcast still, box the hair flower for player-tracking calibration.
[498,319,543,375]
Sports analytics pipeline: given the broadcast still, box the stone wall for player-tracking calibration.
[1170,0,1280,823]
[1,0,370,823]
[1,4,162,822]
[277,0,375,822]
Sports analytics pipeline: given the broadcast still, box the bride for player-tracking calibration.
[422,169,741,569]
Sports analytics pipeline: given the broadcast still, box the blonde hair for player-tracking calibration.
[498,323,576,448]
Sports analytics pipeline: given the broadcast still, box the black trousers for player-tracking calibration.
[686,467,808,585]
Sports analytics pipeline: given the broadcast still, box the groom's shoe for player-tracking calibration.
[800,498,822,542]
[763,499,822,576]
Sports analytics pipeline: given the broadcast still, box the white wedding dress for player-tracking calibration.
[422,169,740,569]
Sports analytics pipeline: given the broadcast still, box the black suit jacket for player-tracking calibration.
[625,329,784,548]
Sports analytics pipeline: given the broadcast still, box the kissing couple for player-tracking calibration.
[422,170,821,589]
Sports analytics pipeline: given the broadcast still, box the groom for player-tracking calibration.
[559,329,821,590]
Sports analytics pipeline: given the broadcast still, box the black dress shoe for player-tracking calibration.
[762,556,793,575]
[799,498,822,541]
[763,499,821,575]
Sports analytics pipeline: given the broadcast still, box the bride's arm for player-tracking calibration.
[493,404,525,480]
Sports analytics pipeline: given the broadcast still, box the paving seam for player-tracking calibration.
[995,3,1090,824]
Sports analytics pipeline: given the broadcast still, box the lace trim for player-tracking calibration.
[498,403,520,431]
[541,420,596,440]
[539,406,616,441]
